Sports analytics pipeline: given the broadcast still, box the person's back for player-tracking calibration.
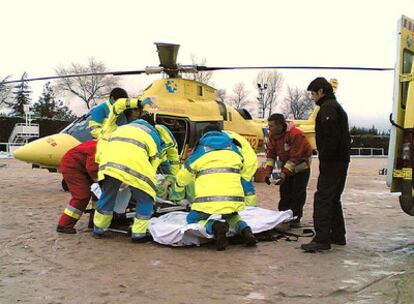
[315,96,351,163]
[94,118,163,241]
[98,119,163,198]
[61,140,98,174]
[174,130,257,250]
[178,131,245,214]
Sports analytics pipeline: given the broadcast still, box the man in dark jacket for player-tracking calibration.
[301,77,351,252]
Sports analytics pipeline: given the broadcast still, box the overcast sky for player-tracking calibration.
[2,0,414,130]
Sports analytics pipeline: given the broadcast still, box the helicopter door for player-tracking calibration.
[155,116,190,158]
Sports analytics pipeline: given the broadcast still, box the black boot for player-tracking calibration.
[56,225,76,234]
[241,227,258,247]
[212,221,229,251]
[300,240,331,252]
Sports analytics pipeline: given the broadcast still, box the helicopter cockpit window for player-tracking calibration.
[401,49,414,109]
[236,108,253,120]
[60,114,94,142]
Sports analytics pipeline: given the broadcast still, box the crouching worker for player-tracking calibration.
[265,113,313,227]
[57,140,98,234]
[173,126,258,251]
[93,108,163,242]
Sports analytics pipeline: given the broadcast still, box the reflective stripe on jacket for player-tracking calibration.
[97,119,163,198]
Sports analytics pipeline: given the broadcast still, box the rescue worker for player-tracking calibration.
[301,77,351,252]
[224,130,258,206]
[93,105,164,241]
[88,87,128,139]
[56,140,98,234]
[155,123,180,176]
[264,113,313,227]
[97,96,180,176]
[95,96,153,164]
[56,108,142,234]
[173,126,257,251]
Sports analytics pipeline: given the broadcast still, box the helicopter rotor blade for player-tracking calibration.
[1,69,147,85]
[197,66,394,72]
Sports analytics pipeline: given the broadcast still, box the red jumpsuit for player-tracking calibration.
[57,140,98,228]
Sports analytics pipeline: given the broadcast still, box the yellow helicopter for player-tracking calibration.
[2,43,391,173]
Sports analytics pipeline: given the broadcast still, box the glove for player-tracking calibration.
[274,172,286,185]
[265,175,271,185]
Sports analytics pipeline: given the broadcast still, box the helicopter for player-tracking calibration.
[2,42,392,173]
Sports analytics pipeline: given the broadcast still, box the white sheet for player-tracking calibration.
[148,207,293,246]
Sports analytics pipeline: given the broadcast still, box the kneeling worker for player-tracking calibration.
[173,126,257,251]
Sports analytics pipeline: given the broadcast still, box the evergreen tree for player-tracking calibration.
[7,72,31,116]
[33,82,76,120]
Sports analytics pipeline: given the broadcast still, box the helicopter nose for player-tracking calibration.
[13,134,81,168]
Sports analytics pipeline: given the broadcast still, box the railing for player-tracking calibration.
[8,123,39,144]
[350,147,386,157]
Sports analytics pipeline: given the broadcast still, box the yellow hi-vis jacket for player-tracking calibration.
[88,99,114,139]
[97,120,163,199]
[95,98,141,164]
[99,98,140,140]
[224,130,258,181]
[155,124,180,175]
[175,131,246,215]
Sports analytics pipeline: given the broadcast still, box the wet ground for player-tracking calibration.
[1,158,414,304]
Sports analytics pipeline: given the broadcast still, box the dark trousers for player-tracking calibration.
[313,161,349,243]
[279,169,310,220]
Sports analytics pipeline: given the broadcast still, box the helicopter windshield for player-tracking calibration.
[60,114,94,142]
[60,113,127,142]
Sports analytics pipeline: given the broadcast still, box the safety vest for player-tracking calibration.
[155,124,180,175]
[97,119,163,198]
[175,131,246,214]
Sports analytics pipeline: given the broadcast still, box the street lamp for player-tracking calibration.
[257,83,268,118]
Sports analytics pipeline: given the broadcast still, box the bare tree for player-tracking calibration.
[230,82,250,110]
[54,57,119,110]
[182,54,213,85]
[0,75,12,111]
[216,88,227,103]
[255,70,283,118]
[284,86,314,119]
